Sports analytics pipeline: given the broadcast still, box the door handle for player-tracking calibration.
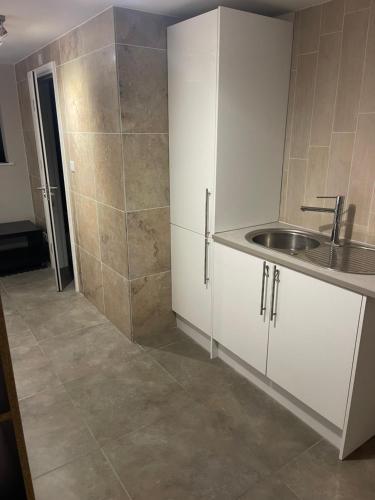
[270,265,280,322]
[260,261,269,315]
[205,188,211,238]
[204,238,210,285]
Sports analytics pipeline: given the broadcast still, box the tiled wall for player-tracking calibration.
[15,7,176,341]
[280,0,375,244]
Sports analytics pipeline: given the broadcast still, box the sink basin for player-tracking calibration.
[246,229,321,254]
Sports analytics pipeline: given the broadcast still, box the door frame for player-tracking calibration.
[27,61,79,292]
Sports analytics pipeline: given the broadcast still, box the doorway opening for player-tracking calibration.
[28,62,77,292]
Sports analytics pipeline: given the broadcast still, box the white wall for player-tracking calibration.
[0,64,34,223]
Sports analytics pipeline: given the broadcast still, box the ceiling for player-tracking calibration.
[0,0,316,64]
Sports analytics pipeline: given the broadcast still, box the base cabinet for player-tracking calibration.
[212,242,363,429]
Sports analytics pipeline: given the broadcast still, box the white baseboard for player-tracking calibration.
[177,315,342,450]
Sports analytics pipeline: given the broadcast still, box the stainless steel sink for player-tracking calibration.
[247,229,321,254]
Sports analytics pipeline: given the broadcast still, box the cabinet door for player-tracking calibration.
[267,265,363,428]
[168,11,218,235]
[171,225,212,335]
[213,243,269,374]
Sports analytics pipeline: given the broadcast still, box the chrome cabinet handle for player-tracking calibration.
[270,265,280,322]
[204,238,210,285]
[205,188,211,238]
[260,261,269,315]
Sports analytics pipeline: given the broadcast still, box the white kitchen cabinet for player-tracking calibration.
[171,225,212,334]
[266,263,363,429]
[213,243,269,373]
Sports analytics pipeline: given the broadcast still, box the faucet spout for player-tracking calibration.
[300,195,345,246]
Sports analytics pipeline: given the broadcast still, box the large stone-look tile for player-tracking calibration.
[290,53,318,159]
[123,133,169,211]
[93,134,124,210]
[59,28,84,65]
[6,279,73,310]
[285,159,308,226]
[103,399,260,500]
[19,386,98,478]
[15,59,28,83]
[4,313,37,349]
[41,322,140,383]
[295,6,322,55]
[345,0,372,13]
[360,2,375,112]
[60,57,90,132]
[11,345,61,400]
[78,247,105,312]
[33,451,128,500]
[85,45,120,133]
[326,132,354,196]
[238,477,299,500]
[68,133,95,198]
[65,354,187,444]
[118,45,168,133]
[74,194,100,258]
[279,438,375,500]
[102,264,131,337]
[347,114,375,226]
[114,7,172,49]
[127,207,170,278]
[131,271,175,340]
[98,204,128,277]
[81,8,115,55]
[1,268,54,289]
[321,0,345,34]
[303,147,329,230]
[310,32,342,146]
[334,10,369,132]
[38,40,61,66]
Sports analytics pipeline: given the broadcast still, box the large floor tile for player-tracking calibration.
[65,354,191,444]
[7,281,76,310]
[0,290,19,315]
[22,294,108,341]
[238,476,299,500]
[19,386,98,478]
[0,268,55,290]
[103,399,259,500]
[278,438,375,500]
[4,312,37,349]
[11,345,61,400]
[33,451,129,500]
[41,322,141,383]
[135,326,182,351]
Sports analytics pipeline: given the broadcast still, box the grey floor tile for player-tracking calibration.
[11,344,61,400]
[278,438,375,500]
[1,268,55,290]
[33,451,129,500]
[7,281,77,310]
[22,294,108,341]
[103,399,259,500]
[135,326,182,351]
[0,290,19,315]
[4,312,37,349]
[238,476,300,499]
[19,386,98,478]
[65,353,192,444]
[41,322,141,383]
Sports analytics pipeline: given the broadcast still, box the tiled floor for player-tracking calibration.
[1,269,375,499]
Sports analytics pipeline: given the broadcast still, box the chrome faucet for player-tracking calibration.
[300,195,345,246]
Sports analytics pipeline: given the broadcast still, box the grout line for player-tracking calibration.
[100,449,133,500]
[275,438,323,476]
[31,449,100,482]
[116,41,167,52]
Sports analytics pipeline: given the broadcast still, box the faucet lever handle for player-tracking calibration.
[316,195,340,199]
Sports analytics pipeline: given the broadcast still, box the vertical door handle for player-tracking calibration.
[205,188,211,237]
[260,261,269,315]
[270,265,280,322]
[204,238,210,285]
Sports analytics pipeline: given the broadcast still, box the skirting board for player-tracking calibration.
[176,314,342,450]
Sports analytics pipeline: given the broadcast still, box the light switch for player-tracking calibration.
[70,160,76,172]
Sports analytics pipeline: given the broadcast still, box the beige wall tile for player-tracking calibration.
[326,132,354,196]
[131,272,175,340]
[15,59,28,83]
[296,6,322,54]
[304,147,329,229]
[285,159,308,226]
[102,264,131,338]
[78,247,104,313]
[68,134,95,198]
[333,10,369,132]
[291,14,300,70]
[123,134,169,211]
[81,8,115,55]
[93,134,124,210]
[98,204,128,277]
[321,0,345,34]
[367,212,375,244]
[310,32,342,146]
[74,194,100,258]
[59,28,84,65]
[127,207,171,279]
[347,114,375,226]
[39,41,61,66]
[118,45,168,133]
[114,7,172,49]
[359,2,375,112]
[290,53,318,158]
[60,58,89,132]
[345,0,372,13]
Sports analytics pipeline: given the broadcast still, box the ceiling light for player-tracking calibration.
[0,16,8,46]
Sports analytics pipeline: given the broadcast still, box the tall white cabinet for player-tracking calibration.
[168,7,293,334]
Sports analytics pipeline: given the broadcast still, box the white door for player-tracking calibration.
[171,224,212,335]
[168,10,218,235]
[213,243,269,374]
[267,264,363,428]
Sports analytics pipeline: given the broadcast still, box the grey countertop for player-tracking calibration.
[213,222,375,299]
